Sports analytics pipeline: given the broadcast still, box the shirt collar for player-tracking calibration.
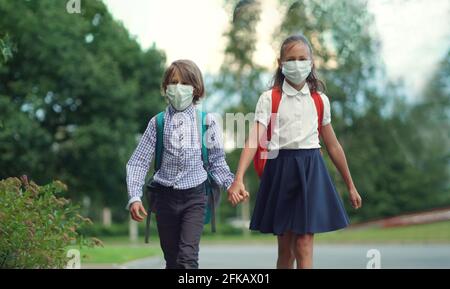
[282,80,310,96]
[167,103,196,116]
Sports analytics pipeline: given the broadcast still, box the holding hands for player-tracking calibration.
[227,180,250,206]
[130,179,250,223]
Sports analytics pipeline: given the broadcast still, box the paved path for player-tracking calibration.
[122,244,450,269]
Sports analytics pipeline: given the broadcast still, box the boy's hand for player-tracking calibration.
[227,181,249,206]
[130,201,148,222]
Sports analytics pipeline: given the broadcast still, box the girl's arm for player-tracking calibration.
[205,113,242,205]
[229,121,267,199]
[321,123,362,209]
[228,91,270,202]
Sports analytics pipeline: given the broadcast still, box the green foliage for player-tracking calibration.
[78,221,158,238]
[0,177,100,269]
[0,95,54,182]
[0,34,14,63]
[0,0,448,229]
[0,0,166,216]
[213,0,266,111]
[78,221,243,239]
[277,0,380,118]
[77,222,130,238]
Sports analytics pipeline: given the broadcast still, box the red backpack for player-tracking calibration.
[253,87,324,178]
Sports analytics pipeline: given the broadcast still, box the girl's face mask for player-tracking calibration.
[166,83,194,111]
[281,60,312,85]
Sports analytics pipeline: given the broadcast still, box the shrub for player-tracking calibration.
[0,176,101,268]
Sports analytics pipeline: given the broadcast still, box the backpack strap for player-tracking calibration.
[253,87,283,178]
[310,91,324,136]
[196,110,217,232]
[267,87,282,141]
[145,111,165,244]
[154,111,165,171]
[196,109,208,169]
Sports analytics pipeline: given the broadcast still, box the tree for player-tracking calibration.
[0,0,166,220]
[402,49,450,209]
[209,0,266,224]
[0,34,14,63]
[212,0,266,112]
[276,0,381,126]
[215,0,450,223]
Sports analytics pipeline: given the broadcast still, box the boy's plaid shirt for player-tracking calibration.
[126,104,234,209]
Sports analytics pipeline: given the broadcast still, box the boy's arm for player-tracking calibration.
[204,113,234,191]
[125,117,157,210]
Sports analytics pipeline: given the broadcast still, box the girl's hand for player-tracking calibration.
[349,188,362,209]
[130,201,148,222]
[227,181,249,206]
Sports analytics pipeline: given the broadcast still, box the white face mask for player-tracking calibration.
[281,60,312,85]
[166,84,194,111]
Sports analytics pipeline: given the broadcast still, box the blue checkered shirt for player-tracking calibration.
[126,104,234,209]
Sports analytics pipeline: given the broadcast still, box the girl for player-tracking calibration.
[126,59,244,269]
[228,35,362,269]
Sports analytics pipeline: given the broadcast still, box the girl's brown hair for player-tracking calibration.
[161,59,205,104]
[272,34,325,93]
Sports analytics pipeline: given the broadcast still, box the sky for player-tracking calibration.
[102,0,449,99]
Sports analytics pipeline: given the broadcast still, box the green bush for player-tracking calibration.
[78,223,131,237]
[202,222,243,236]
[79,220,243,239]
[78,221,158,238]
[0,176,101,268]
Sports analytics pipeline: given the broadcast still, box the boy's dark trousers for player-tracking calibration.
[153,182,207,269]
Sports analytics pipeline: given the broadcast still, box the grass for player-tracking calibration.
[315,221,450,244]
[76,221,450,265]
[69,243,161,265]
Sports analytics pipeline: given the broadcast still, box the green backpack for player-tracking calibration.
[144,109,221,243]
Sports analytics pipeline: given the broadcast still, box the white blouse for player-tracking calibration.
[254,80,331,150]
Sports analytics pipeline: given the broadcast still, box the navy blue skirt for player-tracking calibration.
[250,149,350,235]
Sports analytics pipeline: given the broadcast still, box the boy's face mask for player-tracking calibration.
[281,60,312,85]
[166,84,194,111]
